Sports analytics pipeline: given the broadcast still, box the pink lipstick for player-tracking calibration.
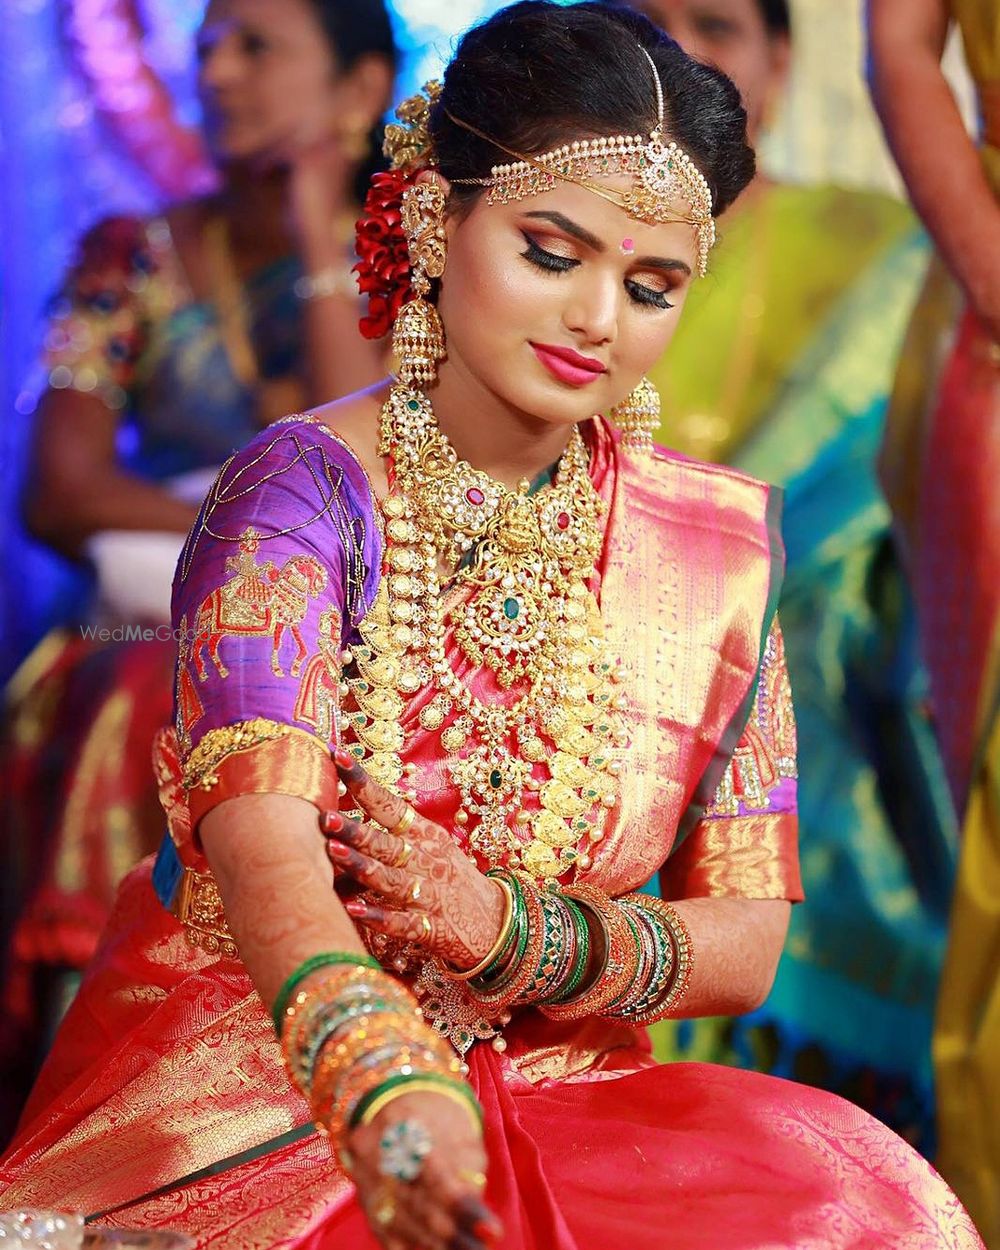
[530,342,607,387]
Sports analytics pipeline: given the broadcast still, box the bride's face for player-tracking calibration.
[436,176,699,427]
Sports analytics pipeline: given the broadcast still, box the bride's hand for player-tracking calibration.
[323,750,506,971]
[346,1086,501,1250]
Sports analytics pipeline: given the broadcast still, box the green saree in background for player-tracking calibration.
[646,183,957,1151]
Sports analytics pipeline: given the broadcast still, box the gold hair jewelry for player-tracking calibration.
[383,80,443,171]
[448,47,715,275]
[609,376,661,456]
[392,180,447,387]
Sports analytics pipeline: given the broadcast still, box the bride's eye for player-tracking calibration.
[520,233,579,274]
[626,279,674,310]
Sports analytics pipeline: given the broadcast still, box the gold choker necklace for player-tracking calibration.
[342,383,628,882]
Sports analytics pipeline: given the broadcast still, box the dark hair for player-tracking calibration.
[307,0,399,203]
[431,0,754,219]
[756,0,791,36]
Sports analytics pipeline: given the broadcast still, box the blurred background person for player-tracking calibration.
[870,0,1000,1239]
[0,0,398,1140]
[635,0,958,1153]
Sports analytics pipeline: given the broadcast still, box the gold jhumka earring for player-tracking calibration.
[609,376,661,455]
[392,180,448,388]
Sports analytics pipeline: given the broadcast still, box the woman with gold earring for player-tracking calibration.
[0,4,981,1248]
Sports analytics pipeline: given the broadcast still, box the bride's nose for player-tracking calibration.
[562,273,619,347]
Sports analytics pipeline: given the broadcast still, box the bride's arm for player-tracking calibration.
[647,897,789,1017]
[200,793,365,1004]
[199,793,500,1250]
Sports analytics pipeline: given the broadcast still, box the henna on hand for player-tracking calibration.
[327,756,506,969]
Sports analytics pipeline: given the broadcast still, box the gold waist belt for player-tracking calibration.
[171,863,238,959]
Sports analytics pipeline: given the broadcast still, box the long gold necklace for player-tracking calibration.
[341,384,628,882]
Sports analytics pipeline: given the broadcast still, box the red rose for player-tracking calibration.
[354,169,413,340]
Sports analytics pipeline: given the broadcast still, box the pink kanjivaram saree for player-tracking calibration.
[0,417,981,1248]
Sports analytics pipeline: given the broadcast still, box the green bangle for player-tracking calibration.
[476,870,529,990]
[350,1071,483,1130]
[271,951,382,1032]
[549,898,591,1004]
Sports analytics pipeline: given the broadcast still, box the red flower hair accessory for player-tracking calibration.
[354,82,443,340]
[354,169,414,340]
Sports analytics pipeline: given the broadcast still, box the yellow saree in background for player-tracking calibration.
[879,1,1000,1237]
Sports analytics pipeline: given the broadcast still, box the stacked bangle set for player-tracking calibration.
[450,870,693,1025]
[277,886,692,1159]
[276,953,480,1165]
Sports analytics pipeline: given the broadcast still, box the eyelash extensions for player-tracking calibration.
[519,233,673,310]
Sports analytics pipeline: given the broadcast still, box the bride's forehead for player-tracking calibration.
[473,182,699,262]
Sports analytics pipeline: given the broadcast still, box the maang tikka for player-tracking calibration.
[392,180,448,388]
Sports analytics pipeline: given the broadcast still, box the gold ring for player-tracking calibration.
[394,839,414,868]
[458,1168,487,1191]
[390,805,416,837]
[410,879,422,903]
[420,914,432,939]
[373,1194,396,1226]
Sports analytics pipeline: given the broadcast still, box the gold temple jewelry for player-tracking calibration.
[373,384,628,880]
[609,376,661,455]
[392,181,447,387]
[446,47,715,275]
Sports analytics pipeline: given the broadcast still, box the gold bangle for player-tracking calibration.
[357,1078,482,1132]
[445,878,514,981]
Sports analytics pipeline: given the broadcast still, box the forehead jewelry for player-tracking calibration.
[620,237,636,255]
[447,45,716,275]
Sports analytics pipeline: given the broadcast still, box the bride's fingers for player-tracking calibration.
[323,812,417,870]
[334,749,419,835]
[345,899,435,947]
[325,841,428,907]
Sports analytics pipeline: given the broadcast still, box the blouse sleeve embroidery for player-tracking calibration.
[169,421,381,825]
[704,622,797,819]
[661,620,803,902]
